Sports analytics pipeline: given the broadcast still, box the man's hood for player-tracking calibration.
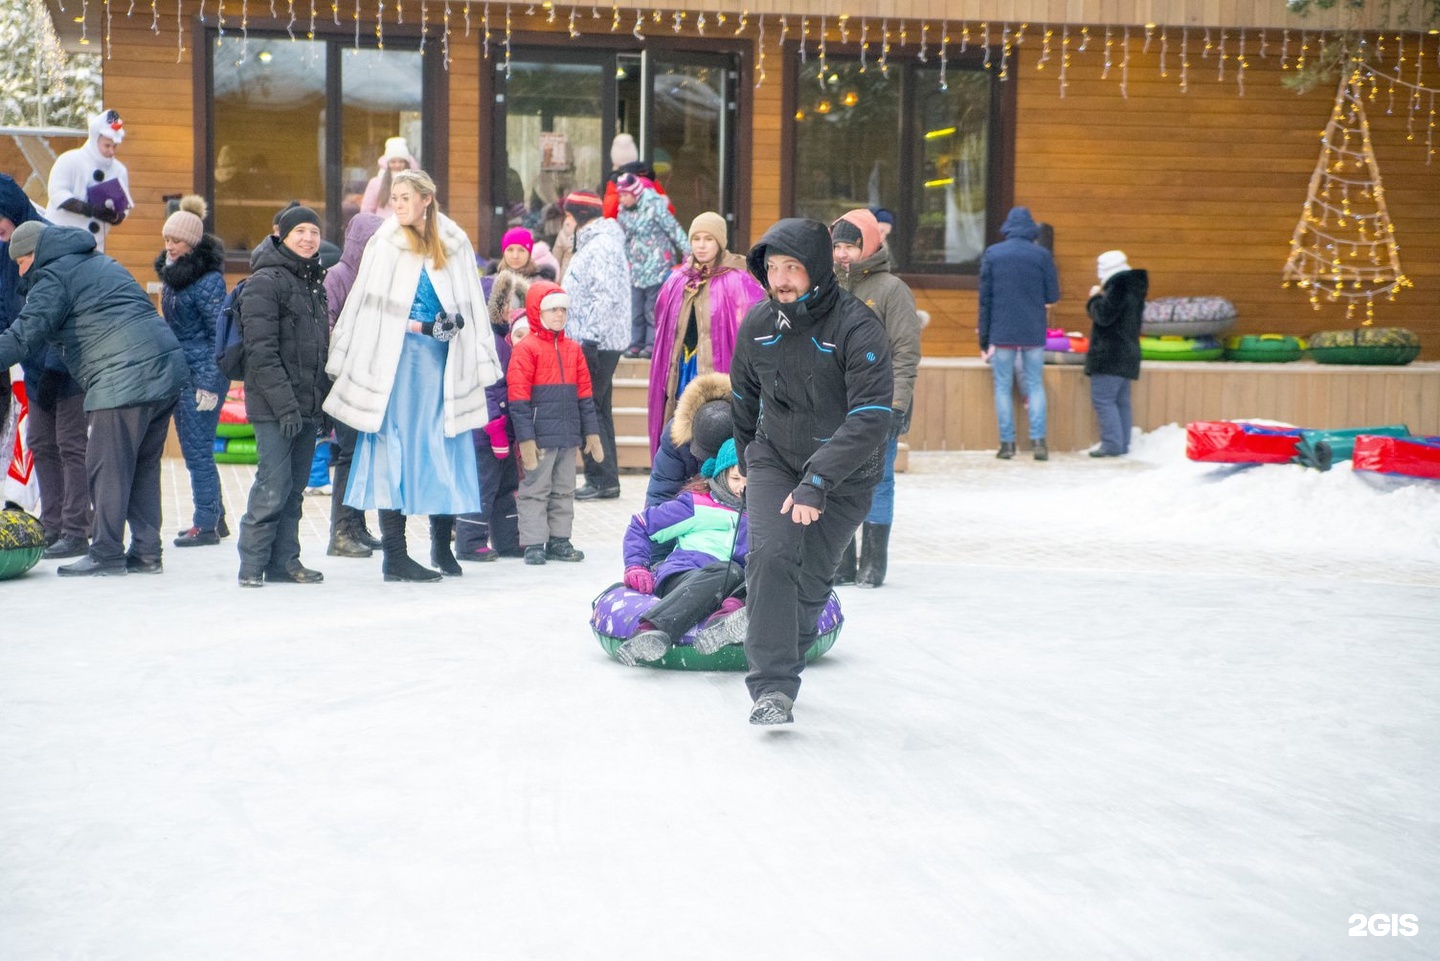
[745,218,837,297]
[31,225,97,270]
[0,174,44,227]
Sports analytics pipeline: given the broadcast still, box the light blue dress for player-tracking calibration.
[345,270,481,515]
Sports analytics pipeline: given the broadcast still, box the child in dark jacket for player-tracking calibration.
[456,305,523,560]
[507,280,603,564]
[615,438,750,666]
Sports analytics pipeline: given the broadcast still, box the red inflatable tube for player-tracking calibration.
[1186,420,1303,463]
[1352,435,1440,480]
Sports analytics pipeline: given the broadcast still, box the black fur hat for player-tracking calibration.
[689,399,734,461]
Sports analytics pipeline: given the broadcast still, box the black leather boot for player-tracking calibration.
[834,537,857,586]
[430,515,462,576]
[997,441,1016,459]
[856,522,891,588]
[380,509,441,582]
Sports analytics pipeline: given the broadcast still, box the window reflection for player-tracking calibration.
[503,61,605,246]
[651,61,730,231]
[793,58,995,271]
[212,37,326,254]
[341,48,424,230]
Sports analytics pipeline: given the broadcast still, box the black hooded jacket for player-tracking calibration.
[1085,268,1149,380]
[240,236,330,423]
[731,218,893,494]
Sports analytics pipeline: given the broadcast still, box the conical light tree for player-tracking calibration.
[0,0,102,129]
[1282,58,1411,324]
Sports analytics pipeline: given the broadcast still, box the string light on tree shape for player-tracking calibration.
[1282,61,1411,324]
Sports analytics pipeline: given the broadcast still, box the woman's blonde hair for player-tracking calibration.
[392,168,447,270]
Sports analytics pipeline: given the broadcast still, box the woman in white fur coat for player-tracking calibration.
[325,169,502,582]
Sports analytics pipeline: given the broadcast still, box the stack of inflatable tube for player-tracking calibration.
[1352,435,1440,479]
[1141,335,1225,362]
[1293,425,1410,471]
[591,584,843,671]
[1224,334,1306,363]
[1186,421,1303,463]
[215,387,258,464]
[1141,296,1237,337]
[1308,327,1420,366]
[1043,330,1089,365]
[0,507,46,580]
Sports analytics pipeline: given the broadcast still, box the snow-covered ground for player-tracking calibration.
[2,427,1437,960]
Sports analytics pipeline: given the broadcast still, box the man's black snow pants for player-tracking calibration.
[741,436,872,703]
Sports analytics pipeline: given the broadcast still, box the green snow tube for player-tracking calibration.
[1308,327,1420,366]
[591,584,843,671]
[1224,334,1306,363]
[0,508,47,580]
[214,436,259,464]
[1140,335,1224,362]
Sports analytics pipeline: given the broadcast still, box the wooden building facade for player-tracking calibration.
[41,0,1440,450]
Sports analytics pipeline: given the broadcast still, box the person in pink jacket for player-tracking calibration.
[647,212,764,456]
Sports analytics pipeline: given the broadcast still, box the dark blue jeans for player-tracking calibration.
[1089,374,1133,455]
[173,387,225,529]
[237,419,318,576]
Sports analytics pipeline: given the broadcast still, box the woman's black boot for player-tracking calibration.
[430,515,462,576]
[380,509,442,582]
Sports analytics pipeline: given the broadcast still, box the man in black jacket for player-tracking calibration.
[235,206,330,588]
[0,222,188,575]
[729,219,893,725]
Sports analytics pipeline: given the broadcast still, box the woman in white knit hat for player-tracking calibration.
[1084,250,1148,457]
[360,136,419,218]
[155,195,231,544]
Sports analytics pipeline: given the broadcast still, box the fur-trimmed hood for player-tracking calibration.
[487,263,539,331]
[154,234,226,291]
[669,371,732,447]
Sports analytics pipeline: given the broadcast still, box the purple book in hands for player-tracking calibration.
[86,178,130,217]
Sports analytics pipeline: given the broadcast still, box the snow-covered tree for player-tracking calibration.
[0,0,102,129]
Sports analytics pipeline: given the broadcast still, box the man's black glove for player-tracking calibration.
[890,407,911,439]
[788,477,826,512]
[34,370,64,412]
[279,413,303,439]
[414,310,465,343]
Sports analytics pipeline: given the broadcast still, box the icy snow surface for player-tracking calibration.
[2,425,1437,960]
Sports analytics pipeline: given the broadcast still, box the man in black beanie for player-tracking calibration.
[0,222,188,575]
[234,205,330,587]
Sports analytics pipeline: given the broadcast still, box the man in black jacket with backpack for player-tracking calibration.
[729,219,893,725]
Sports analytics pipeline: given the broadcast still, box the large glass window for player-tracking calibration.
[793,56,1001,273]
[209,35,427,258]
[501,59,607,244]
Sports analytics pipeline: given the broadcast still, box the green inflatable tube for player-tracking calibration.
[1224,334,1305,363]
[1141,335,1224,362]
[0,509,47,580]
[592,627,840,672]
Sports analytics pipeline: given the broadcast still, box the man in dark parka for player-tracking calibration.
[729,218,893,725]
[0,223,187,575]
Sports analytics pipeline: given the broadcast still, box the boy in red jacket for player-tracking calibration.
[507,280,604,565]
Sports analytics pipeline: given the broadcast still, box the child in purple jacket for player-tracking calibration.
[615,438,749,665]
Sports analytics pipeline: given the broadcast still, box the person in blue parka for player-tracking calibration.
[0,222,188,576]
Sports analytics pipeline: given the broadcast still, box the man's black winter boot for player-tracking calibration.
[856,523,890,588]
[997,441,1016,459]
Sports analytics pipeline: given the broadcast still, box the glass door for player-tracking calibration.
[648,52,736,236]
[493,52,613,248]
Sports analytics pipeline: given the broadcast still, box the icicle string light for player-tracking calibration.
[1102,25,1112,80]
[1121,25,1130,99]
[938,20,948,91]
[754,14,764,89]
